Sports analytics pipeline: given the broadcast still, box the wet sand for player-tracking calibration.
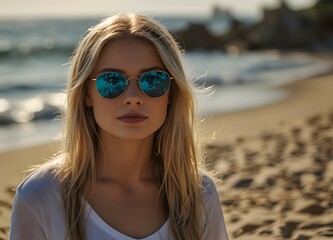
[1,72,333,239]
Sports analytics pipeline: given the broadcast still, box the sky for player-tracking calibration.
[0,0,317,19]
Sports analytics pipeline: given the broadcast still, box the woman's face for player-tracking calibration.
[86,39,170,142]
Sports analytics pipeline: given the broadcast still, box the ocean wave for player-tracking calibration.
[0,84,62,93]
[0,17,98,59]
[0,94,66,125]
[0,43,73,58]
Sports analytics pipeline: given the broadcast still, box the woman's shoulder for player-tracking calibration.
[15,160,62,203]
[11,160,67,239]
[200,173,229,239]
[200,172,220,203]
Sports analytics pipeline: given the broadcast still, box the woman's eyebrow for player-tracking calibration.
[98,68,125,74]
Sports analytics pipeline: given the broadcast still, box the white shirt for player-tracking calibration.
[10,164,229,240]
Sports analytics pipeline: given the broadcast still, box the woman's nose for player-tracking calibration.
[122,79,143,106]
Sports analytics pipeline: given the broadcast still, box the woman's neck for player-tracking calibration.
[96,132,155,184]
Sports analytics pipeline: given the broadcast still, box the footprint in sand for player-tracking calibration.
[0,200,12,209]
[6,186,16,197]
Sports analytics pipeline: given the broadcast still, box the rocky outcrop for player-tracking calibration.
[172,0,333,52]
[174,23,223,51]
[229,1,317,50]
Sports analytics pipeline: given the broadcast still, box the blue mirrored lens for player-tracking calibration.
[95,71,171,99]
[95,72,127,98]
[139,71,170,98]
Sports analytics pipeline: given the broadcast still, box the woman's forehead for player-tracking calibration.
[93,39,165,76]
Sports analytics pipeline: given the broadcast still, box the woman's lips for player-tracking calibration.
[117,113,148,123]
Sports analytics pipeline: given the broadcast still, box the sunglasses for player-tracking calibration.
[92,71,172,99]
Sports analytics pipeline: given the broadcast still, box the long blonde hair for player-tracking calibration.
[58,13,204,240]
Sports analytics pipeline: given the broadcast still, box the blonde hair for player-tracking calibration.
[58,13,204,240]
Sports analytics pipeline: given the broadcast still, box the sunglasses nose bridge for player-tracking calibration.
[127,76,139,81]
[127,76,140,89]
[123,76,143,98]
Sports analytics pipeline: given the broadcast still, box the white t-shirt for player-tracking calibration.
[10,164,229,240]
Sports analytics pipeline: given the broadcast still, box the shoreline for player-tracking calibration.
[1,72,333,239]
[1,49,332,135]
[199,71,333,143]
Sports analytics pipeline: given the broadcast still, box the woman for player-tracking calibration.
[10,13,229,240]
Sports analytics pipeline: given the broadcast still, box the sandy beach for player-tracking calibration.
[1,70,333,239]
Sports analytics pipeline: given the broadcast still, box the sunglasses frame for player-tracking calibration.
[92,70,173,99]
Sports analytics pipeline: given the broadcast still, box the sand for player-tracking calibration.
[1,72,333,239]
[200,72,333,239]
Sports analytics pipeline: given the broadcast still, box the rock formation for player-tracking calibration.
[172,0,333,52]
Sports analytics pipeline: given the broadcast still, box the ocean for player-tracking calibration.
[0,16,332,152]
